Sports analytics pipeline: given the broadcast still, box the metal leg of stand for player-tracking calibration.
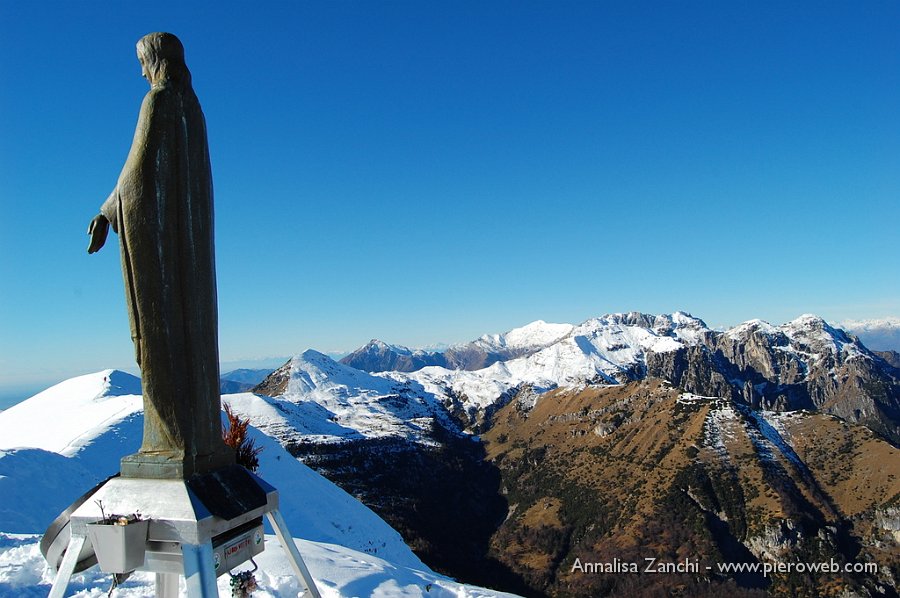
[266,509,322,598]
[48,534,86,598]
[182,541,219,597]
[156,571,181,597]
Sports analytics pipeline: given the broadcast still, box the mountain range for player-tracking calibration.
[246,311,899,596]
[324,312,900,443]
[339,320,575,373]
[1,310,897,597]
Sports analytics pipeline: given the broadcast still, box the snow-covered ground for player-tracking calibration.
[0,533,513,598]
[0,533,517,597]
[0,371,519,597]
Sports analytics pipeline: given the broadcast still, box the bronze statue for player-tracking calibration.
[88,32,233,478]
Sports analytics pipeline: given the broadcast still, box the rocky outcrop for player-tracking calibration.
[876,350,900,369]
[339,340,448,373]
[745,519,804,562]
[875,506,900,545]
[251,359,291,396]
[645,345,737,399]
[339,339,540,373]
[704,316,900,442]
[638,316,900,443]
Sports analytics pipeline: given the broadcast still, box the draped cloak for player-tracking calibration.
[101,82,223,466]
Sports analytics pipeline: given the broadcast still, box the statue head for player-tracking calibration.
[136,32,192,90]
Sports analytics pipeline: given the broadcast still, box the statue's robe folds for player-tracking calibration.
[102,83,229,476]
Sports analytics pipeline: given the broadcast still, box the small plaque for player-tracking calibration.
[212,523,265,575]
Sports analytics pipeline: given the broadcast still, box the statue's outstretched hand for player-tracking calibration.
[87,214,110,254]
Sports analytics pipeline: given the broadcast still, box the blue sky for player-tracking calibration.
[1,1,898,399]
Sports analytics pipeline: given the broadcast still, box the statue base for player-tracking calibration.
[45,465,321,598]
[120,446,235,479]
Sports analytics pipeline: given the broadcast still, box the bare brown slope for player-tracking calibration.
[483,380,899,597]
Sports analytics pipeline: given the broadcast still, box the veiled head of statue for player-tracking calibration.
[136,32,192,89]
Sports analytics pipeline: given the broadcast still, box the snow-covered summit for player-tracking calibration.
[0,370,142,458]
[573,311,708,352]
[338,339,447,373]
[277,350,452,443]
[364,339,417,356]
[470,320,574,353]
[288,349,399,397]
[726,314,865,363]
[725,318,782,340]
[392,312,712,419]
[782,314,859,356]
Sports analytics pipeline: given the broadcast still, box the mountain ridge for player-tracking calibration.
[258,311,900,443]
[339,319,575,373]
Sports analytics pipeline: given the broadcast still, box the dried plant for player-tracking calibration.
[223,402,263,472]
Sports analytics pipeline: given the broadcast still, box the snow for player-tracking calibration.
[839,316,900,352]
[0,449,98,533]
[725,314,869,372]
[363,340,417,357]
[725,319,780,340]
[0,533,519,598]
[699,398,811,474]
[0,372,519,597]
[397,313,708,413]
[470,320,574,353]
[780,314,865,363]
[0,370,142,458]
[701,399,740,461]
[277,350,452,444]
[838,317,900,351]
[741,408,809,473]
[262,311,883,439]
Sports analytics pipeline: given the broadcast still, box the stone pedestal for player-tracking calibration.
[120,445,236,479]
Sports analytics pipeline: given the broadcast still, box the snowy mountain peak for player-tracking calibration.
[338,339,444,373]
[474,319,574,352]
[98,369,143,398]
[726,318,782,340]
[0,370,143,458]
[787,313,832,331]
[364,339,414,355]
[726,315,862,357]
[841,316,900,329]
[670,310,703,324]
[288,350,396,398]
[781,314,859,357]
[573,312,709,349]
[277,350,451,443]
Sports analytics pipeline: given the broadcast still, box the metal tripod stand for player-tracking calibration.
[45,467,322,598]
